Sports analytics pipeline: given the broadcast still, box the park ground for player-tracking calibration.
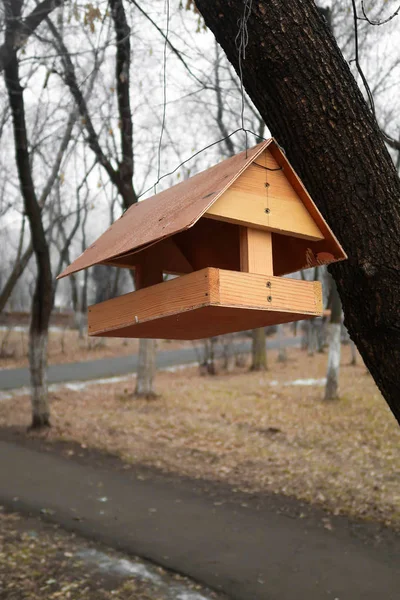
[1,344,399,530]
[0,510,224,600]
[0,326,194,370]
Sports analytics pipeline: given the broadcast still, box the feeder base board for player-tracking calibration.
[88,267,322,340]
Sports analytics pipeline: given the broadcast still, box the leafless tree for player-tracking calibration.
[4,0,54,428]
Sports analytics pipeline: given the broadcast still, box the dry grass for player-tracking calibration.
[0,511,222,599]
[1,345,399,528]
[0,328,192,370]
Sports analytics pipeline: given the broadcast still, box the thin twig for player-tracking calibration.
[360,1,400,26]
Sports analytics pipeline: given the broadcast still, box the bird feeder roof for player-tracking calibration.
[58,138,346,280]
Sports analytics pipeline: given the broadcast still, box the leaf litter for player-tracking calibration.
[0,345,399,529]
[0,511,225,600]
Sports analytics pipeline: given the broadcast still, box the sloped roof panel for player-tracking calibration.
[58,140,271,279]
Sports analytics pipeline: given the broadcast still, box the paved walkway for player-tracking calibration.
[2,437,399,600]
[0,337,300,391]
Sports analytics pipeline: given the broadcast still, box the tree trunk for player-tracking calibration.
[307,320,317,356]
[277,325,287,363]
[350,341,357,366]
[325,278,342,400]
[222,334,235,372]
[29,323,50,428]
[135,339,157,398]
[251,328,267,371]
[195,0,400,424]
[4,1,52,429]
[200,337,217,375]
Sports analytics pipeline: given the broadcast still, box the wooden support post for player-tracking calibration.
[134,264,163,290]
[240,227,273,275]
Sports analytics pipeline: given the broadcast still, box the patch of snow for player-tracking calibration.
[77,548,162,584]
[64,382,88,392]
[0,366,198,401]
[175,592,211,600]
[0,372,328,402]
[63,375,131,392]
[161,362,197,373]
[287,378,326,387]
[0,325,64,333]
[76,548,217,599]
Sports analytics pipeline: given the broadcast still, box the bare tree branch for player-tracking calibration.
[128,0,205,88]
[45,16,121,191]
[382,130,400,151]
[0,242,33,312]
[110,0,137,207]
[214,42,235,157]
[0,0,65,73]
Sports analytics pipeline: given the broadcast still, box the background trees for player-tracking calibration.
[1,0,399,423]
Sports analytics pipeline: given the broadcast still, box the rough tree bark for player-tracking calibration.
[251,328,267,371]
[325,276,342,400]
[195,0,400,424]
[4,1,52,428]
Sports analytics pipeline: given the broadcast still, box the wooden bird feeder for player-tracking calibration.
[58,139,346,340]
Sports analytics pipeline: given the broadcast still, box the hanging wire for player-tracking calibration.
[235,0,253,157]
[139,128,270,199]
[140,0,271,200]
[155,0,170,193]
[252,162,283,172]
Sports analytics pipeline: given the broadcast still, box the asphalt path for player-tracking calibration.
[1,438,399,600]
[0,336,300,391]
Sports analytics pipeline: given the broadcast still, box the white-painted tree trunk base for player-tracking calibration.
[277,324,287,362]
[135,338,157,398]
[75,311,87,340]
[324,322,341,400]
[350,341,357,365]
[29,330,50,427]
[222,334,235,372]
[307,320,317,356]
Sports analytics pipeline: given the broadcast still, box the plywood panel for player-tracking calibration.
[268,144,346,262]
[59,142,270,279]
[205,153,324,242]
[88,268,220,336]
[105,238,194,276]
[88,267,322,339]
[59,140,346,283]
[93,306,317,340]
[240,227,273,275]
[173,218,241,272]
[271,232,339,276]
[218,270,322,314]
